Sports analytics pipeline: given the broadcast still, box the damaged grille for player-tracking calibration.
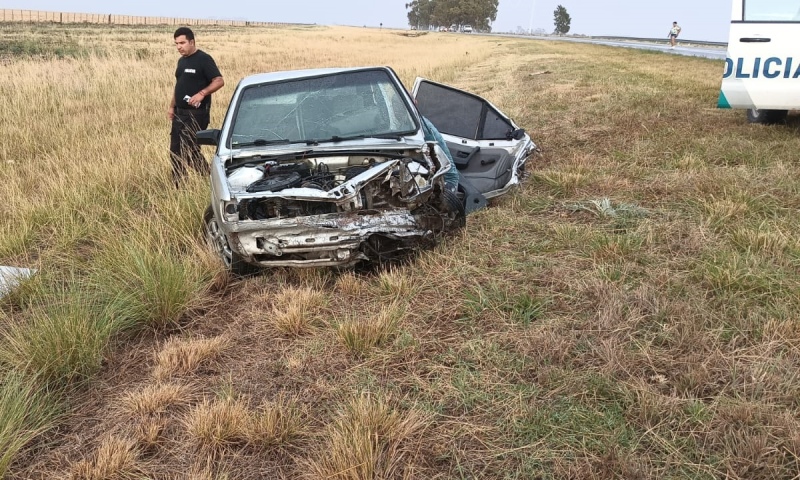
[232,156,432,221]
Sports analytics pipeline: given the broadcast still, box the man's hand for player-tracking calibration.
[188,91,206,108]
[168,106,175,120]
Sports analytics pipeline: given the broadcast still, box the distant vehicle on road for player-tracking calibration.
[718,0,800,124]
[463,25,473,33]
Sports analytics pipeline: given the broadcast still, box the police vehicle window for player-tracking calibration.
[744,0,800,21]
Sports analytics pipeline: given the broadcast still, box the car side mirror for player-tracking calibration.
[197,129,221,146]
[508,128,526,140]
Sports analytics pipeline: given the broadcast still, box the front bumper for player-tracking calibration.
[224,209,433,267]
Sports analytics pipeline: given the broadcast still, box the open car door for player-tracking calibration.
[411,78,535,202]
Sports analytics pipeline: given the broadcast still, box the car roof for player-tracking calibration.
[238,66,390,88]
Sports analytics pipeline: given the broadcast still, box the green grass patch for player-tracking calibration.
[0,37,98,59]
[0,372,58,477]
[461,283,548,326]
[0,293,112,386]
[89,244,212,331]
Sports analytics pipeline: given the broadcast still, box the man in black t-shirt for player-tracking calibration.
[168,27,224,186]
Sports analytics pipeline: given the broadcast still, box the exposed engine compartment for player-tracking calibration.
[226,153,434,221]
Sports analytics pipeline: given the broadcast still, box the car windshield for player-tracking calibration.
[230,69,418,147]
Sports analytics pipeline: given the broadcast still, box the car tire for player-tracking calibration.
[203,206,258,277]
[746,108,788,125]
[441,189,466,230]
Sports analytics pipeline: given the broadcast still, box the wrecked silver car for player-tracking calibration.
[198,67,534,273]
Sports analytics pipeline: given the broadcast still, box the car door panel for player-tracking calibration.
[411,77,534,198]
[460,148,515,194]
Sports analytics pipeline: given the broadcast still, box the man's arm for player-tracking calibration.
[168,94,176,120]
[187,76,224,108]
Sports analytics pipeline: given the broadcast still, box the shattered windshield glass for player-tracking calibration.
[230,69,418,147]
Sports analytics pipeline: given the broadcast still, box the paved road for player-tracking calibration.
[580,38,726,60]
[490,33,727,60]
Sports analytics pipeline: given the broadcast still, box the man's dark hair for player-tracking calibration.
[174,27,195,40]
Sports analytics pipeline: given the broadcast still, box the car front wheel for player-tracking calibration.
[203,206,257,276]
[441,189,466,230]
[746,108,788,125]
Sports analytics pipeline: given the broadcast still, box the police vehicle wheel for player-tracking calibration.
[747,109,788,125]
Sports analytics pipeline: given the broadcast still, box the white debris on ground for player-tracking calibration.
[0,266,34,298]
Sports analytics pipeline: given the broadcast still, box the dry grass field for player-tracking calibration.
[1,22,800,479]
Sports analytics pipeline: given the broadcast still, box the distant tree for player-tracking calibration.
[406,0,435,29]
[553,5,571,35]
[407,0,498,31]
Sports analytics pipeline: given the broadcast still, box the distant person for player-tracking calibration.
[668,21,682,48]
[168,27,224,187]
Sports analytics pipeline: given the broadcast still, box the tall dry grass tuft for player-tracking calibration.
[375,266,426,301]
[269,286,327,336]
[134,417,168,454]
[186,457,232,480]
[70,435,142,480]
[152,336,228,381]
[334,271,368,296]
[184,396,250,451]
[120,382,196,417]
[245,395,306,448]
[306,394,429,479]
[337,302,405,357]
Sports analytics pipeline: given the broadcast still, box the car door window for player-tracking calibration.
[744,0,800,21]
[414,81,514,140]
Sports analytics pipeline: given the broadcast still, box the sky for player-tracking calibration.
[2,0,734,42]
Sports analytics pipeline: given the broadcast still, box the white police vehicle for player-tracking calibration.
[718,0,800,123]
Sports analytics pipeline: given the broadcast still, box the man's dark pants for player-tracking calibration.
[170,107,210,186]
